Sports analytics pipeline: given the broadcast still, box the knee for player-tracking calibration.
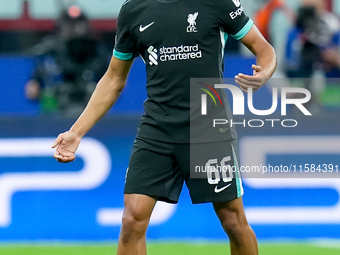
[119,194,155,244]
[220,215,250,242]
[121,211,149,236]
[221,217,240,233]
[120,205,151,246]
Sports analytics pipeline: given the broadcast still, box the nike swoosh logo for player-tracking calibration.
[139,22,155,32]
[214,183,232,193]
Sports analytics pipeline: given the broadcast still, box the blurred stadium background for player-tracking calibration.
[0,0,340,254]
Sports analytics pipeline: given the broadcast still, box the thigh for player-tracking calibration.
[125,138,184,204]
[213,196,247,221]
[176,139,243,204]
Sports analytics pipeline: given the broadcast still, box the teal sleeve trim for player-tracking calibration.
[232,19,254,41]
[224,33,229,46]
[113,49,134,60]
[232,143,244,198]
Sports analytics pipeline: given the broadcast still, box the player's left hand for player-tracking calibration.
[235,65,267,93]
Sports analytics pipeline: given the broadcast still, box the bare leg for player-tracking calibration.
[117,194,157,255]
[213,197,258,255]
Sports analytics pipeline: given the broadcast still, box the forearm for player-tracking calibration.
[240,26,277,79]
[69,72,125,137]
[236,26,277,92]
[254,43,277,80]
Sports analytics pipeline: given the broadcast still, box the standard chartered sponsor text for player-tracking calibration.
[159,44,202,62]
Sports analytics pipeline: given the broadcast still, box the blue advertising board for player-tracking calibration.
[0,54,340,241]
[0,116,339,241]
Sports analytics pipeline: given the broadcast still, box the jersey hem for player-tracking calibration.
[135,134,238,144]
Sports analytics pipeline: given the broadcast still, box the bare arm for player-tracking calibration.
[235,25,277,93]
[69,56,133,136]
[52,56,133,162]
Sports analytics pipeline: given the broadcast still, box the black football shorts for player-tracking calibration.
[124,137,243,204]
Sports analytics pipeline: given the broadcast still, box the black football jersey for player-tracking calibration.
[114,0,253,143]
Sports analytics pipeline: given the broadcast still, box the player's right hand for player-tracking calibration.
[52,131,81,163]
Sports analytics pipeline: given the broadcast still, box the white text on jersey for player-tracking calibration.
[229,6,244,20]
[159,44,202,62]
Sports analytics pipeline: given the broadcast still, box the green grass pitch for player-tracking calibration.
[0,241,339,255]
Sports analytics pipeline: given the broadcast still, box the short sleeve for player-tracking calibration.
[215,0,253,40]
[113,3,138,60]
